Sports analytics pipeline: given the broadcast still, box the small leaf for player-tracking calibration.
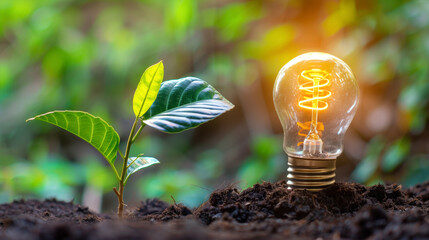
[27,111,120,166]
[143,77,234,133]
[133,61,164,117]
[126,157,160,181]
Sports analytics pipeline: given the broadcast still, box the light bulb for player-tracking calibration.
[273,52,359,190]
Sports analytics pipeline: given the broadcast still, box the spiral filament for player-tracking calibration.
[297,69,331,154]
[298,69,331,111]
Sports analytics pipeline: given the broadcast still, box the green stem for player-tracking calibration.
[131,122,145,143]
[116,117,139,218]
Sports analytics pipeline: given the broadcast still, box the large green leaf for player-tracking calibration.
[133,61,164,117]
[125,157,159,184]
[26,111,120,166]
[143,77,234,133]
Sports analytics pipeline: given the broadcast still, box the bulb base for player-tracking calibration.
[287,157,336,191]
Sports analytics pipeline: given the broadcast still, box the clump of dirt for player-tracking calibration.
[407,181,429,202]
[130,198,192,222]
[0,181,428,240]
[129,198,170,217]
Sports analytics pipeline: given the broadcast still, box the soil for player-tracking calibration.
[1,181,428,240]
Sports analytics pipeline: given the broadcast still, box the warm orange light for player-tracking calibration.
[297,121,324,146]
[297,121,325,135]
[298,69,331,111]
[297,69,331,147]
[274,52,359,190]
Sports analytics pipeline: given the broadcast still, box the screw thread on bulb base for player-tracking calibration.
[287,157,336,191]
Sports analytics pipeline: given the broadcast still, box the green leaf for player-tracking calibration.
[143,77,234,133]
[133,61,164,117]
[26,111,120,166]
[381,138,410,173]
[126,157,160,183]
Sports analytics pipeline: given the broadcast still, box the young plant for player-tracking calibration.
[27,61,234,217]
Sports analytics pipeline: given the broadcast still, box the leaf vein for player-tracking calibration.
[177,80,198,107]
[137,62,162,117]
[165,80,180,111]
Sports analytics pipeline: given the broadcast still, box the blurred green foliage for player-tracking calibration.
[237,135,283,189]
[1,0,429,209]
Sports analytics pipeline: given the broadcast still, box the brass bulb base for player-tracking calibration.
[287,157,336,191]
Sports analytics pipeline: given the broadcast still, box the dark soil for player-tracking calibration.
[1,181,429,240]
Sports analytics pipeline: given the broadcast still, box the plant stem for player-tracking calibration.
[131,122,145,143]
[116,117,139,218]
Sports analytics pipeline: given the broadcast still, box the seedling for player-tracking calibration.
[27,61,234,217]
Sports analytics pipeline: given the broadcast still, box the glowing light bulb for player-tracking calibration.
[273,52,359,190]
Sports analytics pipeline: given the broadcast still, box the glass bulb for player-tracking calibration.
[273,52,359,190]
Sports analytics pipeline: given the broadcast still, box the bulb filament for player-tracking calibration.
[297,69,331,154]
[297,121,324,146]
[298,69,331,111]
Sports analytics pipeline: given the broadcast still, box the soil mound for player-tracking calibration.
[0,198,102,225]
[129,198,192,221]
[0,181,428,240]
[194,181,417,224]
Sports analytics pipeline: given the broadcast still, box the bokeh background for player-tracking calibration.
[1,0,429,212]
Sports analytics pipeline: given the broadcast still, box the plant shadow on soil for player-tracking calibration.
[1,181,428,240]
